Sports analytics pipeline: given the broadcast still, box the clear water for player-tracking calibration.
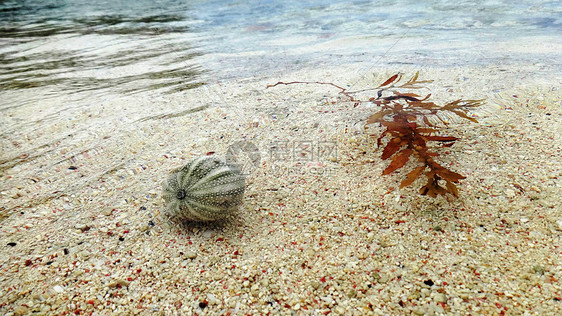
[0,0,560,105]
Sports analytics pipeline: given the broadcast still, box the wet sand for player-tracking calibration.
[0,63,561,315]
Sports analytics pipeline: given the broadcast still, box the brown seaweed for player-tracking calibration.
[268,72,484,198]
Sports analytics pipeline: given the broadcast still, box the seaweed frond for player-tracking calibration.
[268,72,485,198]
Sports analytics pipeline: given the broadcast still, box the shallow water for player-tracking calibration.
[1,0,560,104]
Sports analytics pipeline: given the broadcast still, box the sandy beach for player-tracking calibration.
[1,62,561,315]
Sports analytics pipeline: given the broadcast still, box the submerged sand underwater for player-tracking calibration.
[0,63,561,315]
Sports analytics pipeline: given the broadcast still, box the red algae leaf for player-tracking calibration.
[366,109,393,125]
[446,181,459,197]
[381,139,403,160]
[409,100,441,110]
[416,128,440,134]
[451,109,479,123]
[379,121,414,135]
[420,177,447,197]
[376,131,389,148]
[378,74,400,88]
[400,166,426,189]
[383,148,413,175]
[422,116,435,127]
[407,72,419,84]
[432,162,466,183]
[435,184,448,196]
[420,184,437,197]
[423,135,458,142]
[400,72,433,88]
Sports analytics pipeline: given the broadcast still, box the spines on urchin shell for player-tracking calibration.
[162,155,246,222]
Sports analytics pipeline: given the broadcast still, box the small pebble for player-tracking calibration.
[13,306,28,315]
[434,293,447,303]
[334,306,346,315]
[310,280,321,290]
[321,296,334,305]
[532,265,545,275]
[74,223,90,232]
[505,188,516,198]
[78,250,91,259]
[108,279,130,287]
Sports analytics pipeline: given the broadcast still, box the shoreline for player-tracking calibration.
[1,63,561,315]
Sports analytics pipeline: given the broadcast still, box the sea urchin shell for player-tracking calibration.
[162,155,246,222]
